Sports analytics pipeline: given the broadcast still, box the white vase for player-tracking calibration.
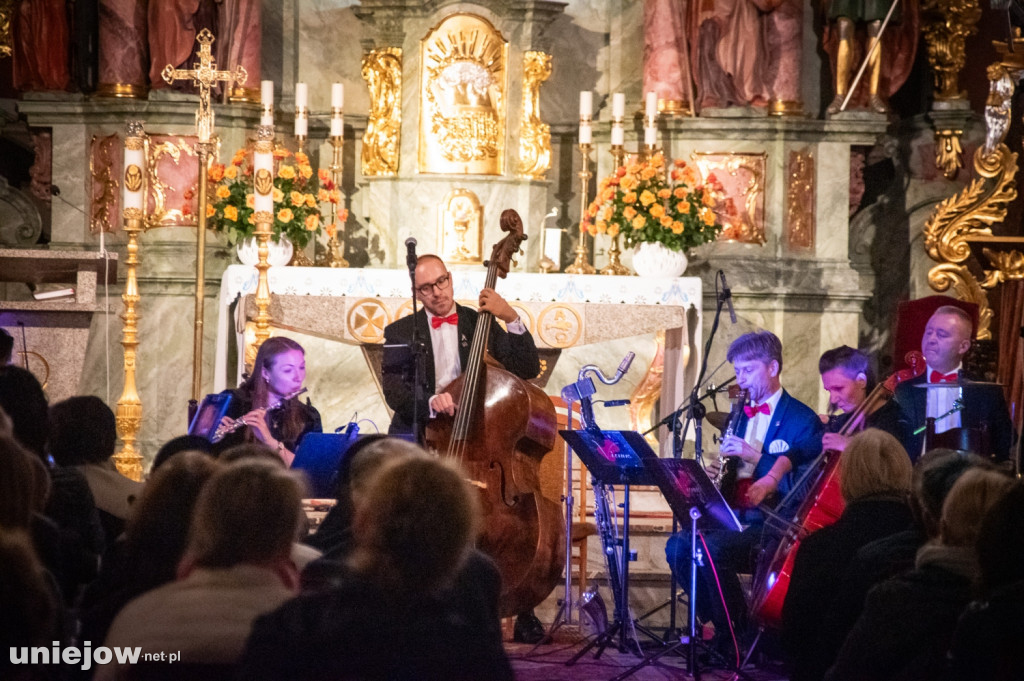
[631,242,688,278]
[236,235,294,267]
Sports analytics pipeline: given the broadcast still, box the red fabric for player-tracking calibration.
[430,313,458,329]
[929,370,958,383]
[744,403,770,418]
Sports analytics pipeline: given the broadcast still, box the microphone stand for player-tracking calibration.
[406,259,427,446]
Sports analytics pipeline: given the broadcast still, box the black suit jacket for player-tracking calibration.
[381,304,540,435]
[893,372,1014,461]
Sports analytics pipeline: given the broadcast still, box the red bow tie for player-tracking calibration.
[929,370,958,383]
[430,313,458,329]
[744,403,770,418]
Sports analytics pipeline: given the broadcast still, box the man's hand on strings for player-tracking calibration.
[479,288,518,324]
[429,392,457,416]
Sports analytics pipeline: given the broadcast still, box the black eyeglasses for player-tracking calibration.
[415,273,450,296]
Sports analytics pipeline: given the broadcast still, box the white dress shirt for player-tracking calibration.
[925,363,962,433]
[740,387,783,479]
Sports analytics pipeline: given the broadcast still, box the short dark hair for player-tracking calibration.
[0,366,48,457]
[151,435,214,473]
[0,329,13,365]
[727,330,783,372]
[48,396,117,466]
[819,346,874,386]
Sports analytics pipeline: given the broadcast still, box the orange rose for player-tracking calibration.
[616,166,627,177]
[290,191,304,206]
[224,205,238,222]
[278,165,296,180]
[677,201,691,213]
[639,190,656,207]
[215,185,230,199]
[650,203,664,218]
[632,216,646,230]
[305,194,316,208]
[246,193,255,208]
[325,222,337,239]
[304,213,319,231]
[671,221,684,234]
[623,206,637,220]
[209,164,225,183]
[658,188,672,200]
[300,165,313,179]
[206,204,215,218]
[224,165,238,180]
[673,187,687,199]
[277,208,293,223]
[295,151,309,165]
[318,168,330,183]
[272,187,284,203]
[660,215,673,227]
[607,223,620,237]
[640,166,656,180]
[318,188,330,202]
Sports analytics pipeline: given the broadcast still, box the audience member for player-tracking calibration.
[49,396,144,545]
[98,459,305,679]
[782,429,914,681]
[947,481,1024,681]
[77,451,220,651]
[0,528,58,681]
[150,434,214,472]
[239,456,513,681]
[0,328,13,365]
[826,467,1014,681]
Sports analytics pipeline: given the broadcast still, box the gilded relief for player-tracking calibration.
[692,151,767,244]
[439,189,483,264]
[89,134,120,235]
[361,47,402,177]
[786,150,815,252]
[419,14,507,175]
[516,50,552,179]
[537,304,582,349]
[145,135,199,228]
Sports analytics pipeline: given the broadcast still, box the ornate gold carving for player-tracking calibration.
[144,137,198,228]
[122,207,144,220]
[921,0,982,100]
[935,128,964,180]
[419,14,507,174]
[537,304,582,348]
[90,134,119,236]
[0,0,13,58]
[347,298,391,343]
[95,82,148,99]
[124,164,143,192]
[254,139,273,154]
[115,216,144,480]
[979,248,1024,287]
[630,330,666,447]
[361,47,402,177]
[124,137,145,151]
[253,217,274,350]
[566,143,596,274]
[252,210,274,224]
[927,263,993,339]
[691,151,767,244]
[516,51,552,179]
[786,150,815,251]
[255,168,273,195]
[439,189,483,264]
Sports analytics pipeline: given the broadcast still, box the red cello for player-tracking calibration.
[751,352,924,628]
[424,209,564,617]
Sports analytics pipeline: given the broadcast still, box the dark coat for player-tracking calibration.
[214,389,322,454]
[782,495,914,681]
[382,304,540,436]
[948,580,1024,681]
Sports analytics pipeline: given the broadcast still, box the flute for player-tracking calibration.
[212,387,308,442]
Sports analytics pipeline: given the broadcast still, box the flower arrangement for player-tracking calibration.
[583,153,728,253]
[206,147,343,250]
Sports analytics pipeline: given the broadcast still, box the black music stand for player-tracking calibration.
[562,430,662,662]
[608,443,744,681]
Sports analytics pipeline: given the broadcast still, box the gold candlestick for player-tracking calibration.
[253,210,274,349]
[326,131,349,267]
[600,142,631,276]
[566,142,596,275]
[115,206,144,481]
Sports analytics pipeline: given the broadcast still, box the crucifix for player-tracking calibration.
[162,28,247,414]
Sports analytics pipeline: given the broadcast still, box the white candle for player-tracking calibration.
[579,122,592,145]
[330,115,343,137]
[123,137,144,211]
[254,144,273,214]
[544,226,561,264]
[611,124,624,146]
[294,114,308,137]
[260,80,274,126]
[295,82,308,109]
[612,93,625,119]
[644,126,657,146]
[579,90,592,116]
[646,91,658,118]
[331,82,344,109]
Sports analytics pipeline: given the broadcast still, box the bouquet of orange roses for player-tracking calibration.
[207,146,340,250]
[583,153,725,253]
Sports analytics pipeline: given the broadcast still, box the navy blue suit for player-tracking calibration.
[666,388,823,639]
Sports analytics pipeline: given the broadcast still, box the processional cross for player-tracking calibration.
[161,28,247,405]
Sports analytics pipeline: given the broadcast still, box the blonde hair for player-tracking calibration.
[939,467,1014,547]
[839,429,913,503]
[187,459,307,568]
[348,438,428,509]
[350,457,479,597]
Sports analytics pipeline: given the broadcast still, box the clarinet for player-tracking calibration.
[713,387,749,504]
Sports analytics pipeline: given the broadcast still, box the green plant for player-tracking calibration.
[583,153,726,252]
[206,147,341,250]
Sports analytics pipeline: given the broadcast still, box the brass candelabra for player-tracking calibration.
[600,140,631,276]
[114,204,144,481]
[566,141,596,274]
[326,130,349,267]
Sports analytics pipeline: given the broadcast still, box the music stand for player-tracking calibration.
[562,430,659,662]
[188,392,233,441]
[291,430,361,498]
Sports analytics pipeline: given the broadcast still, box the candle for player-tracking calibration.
[331,82,344,109]
[611,124,624,146]
[646,91,657,119]
[330,115,343,138]
[254,130,274,214]
[260,80,274,126]
[644,126,657,146]
[294,113,308,137]
[122,122,145,212]
[579,90,592,116]
[295,82,308,109]
[579,122,592,145]
[544,226,561,265]
[612,93,625,119]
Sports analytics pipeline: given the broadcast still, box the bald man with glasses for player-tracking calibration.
[381,254,540,438]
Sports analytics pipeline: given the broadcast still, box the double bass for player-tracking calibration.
[424,210,564,617]
[751,352,923,628]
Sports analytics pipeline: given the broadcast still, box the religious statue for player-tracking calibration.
[823,0,919,115]
[759,0,803,114]
[12,0,71,92]
[643,0,694,113]
[689,0,770,110]
[97,0,149,97]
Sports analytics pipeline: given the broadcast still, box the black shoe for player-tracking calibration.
[513,612,546,644]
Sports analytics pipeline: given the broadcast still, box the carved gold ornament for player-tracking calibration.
[537,304,582,349]
[692,151,767,244]
[934,128,964,180]
[361,47,402,177]
[980,248,1024,287]
[921,0,982,101]
[255,168,273,195]
[145,137,198,228]
[786,150,815,252]
[90,134,119,235]
[419,14,507,175]
[0,0,12,58]
[439,189,483,264]
[348,298,391,344]
[516,51,552,180]
[124,164,143,192]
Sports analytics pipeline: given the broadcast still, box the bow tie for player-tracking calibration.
[430,313,458,329]
[744,403,770,418]
[929,370,958,383]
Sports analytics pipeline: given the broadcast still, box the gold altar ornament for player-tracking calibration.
[439,189,483,264]
[517,51,552,180]
[347,299,392,344]
[537,304,582,349]
[361,47,402,177]
[146,137,199,228]
[89,134,119,235]
[419,14,507,175]
[0,0,12,58]
[691,151,766,245]
[786,151,815,252]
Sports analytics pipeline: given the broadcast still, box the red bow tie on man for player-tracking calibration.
[744,402,770,418]
[431,313,458,329]
[929,370,958,383]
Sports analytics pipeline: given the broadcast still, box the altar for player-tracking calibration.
[215,265,702,452]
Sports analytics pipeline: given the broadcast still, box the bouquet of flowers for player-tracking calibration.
[206,147,342,250]
[583,153,727,252]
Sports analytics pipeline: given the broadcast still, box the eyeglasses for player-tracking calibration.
[415,273,450,296]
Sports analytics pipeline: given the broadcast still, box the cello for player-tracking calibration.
[424,209,564,618]
[750,352,923,628]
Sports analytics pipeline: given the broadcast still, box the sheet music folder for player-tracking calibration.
[562,429,741,532]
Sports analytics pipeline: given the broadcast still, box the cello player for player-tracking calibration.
[665,330,823,656]
[818,346,908,453]
[380,253,546,643]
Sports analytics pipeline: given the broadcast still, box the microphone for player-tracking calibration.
[719,270,737,324]
[616,351,635,378]
[405,237,417,273]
